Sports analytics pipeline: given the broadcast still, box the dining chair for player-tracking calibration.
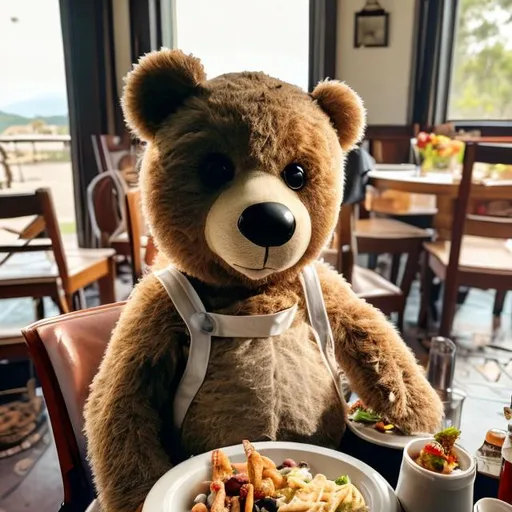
[125,188,158,285]
[0,188,116,314]
[355,212,432,303]
[419,143,512,338]
[22,302,124,512]
[322,203,406,329]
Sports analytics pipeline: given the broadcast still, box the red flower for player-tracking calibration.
[416,132,432,149]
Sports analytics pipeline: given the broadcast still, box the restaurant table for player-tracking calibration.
[369,167,512,200]
[341,353,510,503]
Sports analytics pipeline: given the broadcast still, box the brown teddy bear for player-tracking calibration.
[84,49,443,512]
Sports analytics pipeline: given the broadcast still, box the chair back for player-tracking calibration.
[434,143,512,245]
[435,143,512,313]
[322,203,356,283]
[125,188,158,283]
[22,302,124,510]
[0,188,69,287]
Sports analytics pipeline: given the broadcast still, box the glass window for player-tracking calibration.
[447,0,512,121]
[174,0,309,90]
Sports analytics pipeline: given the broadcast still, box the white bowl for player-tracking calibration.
[475,498,512,512]
[143,441,400,511]
[396,438,476,512]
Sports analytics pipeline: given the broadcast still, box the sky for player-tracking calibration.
[0,0,67,109]
[0,0,308,112]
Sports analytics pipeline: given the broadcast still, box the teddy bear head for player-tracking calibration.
[122,49,365,287]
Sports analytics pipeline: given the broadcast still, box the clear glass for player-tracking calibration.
[426,336,457,397]
[441,388,466,430]
[447,0,512,121]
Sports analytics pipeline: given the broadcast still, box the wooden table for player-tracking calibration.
[369,168,512,200]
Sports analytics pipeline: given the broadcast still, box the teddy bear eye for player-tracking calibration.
[199,153,235,189]
[282,163,306,191]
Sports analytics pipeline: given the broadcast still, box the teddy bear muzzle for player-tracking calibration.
[205,171,312,280]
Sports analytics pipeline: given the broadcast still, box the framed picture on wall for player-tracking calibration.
[354,2,390,48]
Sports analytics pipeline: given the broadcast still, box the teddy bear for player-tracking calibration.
[84,49,443,512]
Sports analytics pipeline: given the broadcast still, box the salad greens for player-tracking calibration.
[349,408,382,424]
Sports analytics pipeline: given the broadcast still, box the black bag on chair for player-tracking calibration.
[342,146,374,205]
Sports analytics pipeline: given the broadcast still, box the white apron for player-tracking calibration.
[155,264,345,429]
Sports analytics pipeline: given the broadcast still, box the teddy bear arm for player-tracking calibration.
[84,275,181,512]
[314,262,443,434]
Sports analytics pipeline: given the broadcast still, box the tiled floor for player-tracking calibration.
[0,269,510,511]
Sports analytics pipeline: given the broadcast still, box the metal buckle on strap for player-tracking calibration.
[197,312,215,334]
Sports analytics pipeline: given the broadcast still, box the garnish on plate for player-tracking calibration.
[348,400,401,435]
[416,427,461,474]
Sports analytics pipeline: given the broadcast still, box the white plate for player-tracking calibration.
[475,498,512,512]
[347,419,426,450]
[143,441,400,512]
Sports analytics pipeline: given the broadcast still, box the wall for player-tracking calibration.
[336,0,416,125]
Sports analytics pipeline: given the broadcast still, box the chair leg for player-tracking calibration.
[400,245,421,301]
[390,254,401,284]
[71,289,87,310]
[493,290,507,333]
[34,297,45,320]
[439,269,459,339]
[418,252,433,330]
[98,257,117,305]
[367,254,378,270]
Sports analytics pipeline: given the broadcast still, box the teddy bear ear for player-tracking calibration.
[122,49,207,141]
[311,80,366,151]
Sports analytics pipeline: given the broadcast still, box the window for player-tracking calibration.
[447,0,512,121]
[174,0,309,90]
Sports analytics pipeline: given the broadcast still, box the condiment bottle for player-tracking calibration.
[498,399,512,503]
[476,429,507,477]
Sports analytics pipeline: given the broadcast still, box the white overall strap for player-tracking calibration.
[301,265,345,402]
[155,266,299,429]
[155,267,212,429]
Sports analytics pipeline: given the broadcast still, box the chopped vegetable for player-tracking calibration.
[374,421,395,433]
[349,408,382,424]
[416,428,461,474]
[335,475,351,486]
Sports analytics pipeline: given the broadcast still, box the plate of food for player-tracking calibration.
[143,440,400,511]
[346,400,428,450]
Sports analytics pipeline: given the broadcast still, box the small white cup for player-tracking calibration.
[396,437,476,512]
[475,498,512,511]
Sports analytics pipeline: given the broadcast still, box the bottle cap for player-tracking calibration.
[485,428,507,447]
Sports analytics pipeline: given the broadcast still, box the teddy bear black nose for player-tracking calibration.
[238,202,296,247]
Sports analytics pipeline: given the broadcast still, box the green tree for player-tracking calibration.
[449,0,512,120]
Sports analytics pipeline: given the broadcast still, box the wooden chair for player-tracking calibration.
[22,302,124,511]
[359,128,433,302]
[355,214,432,302]
[0,188,116,314]
[0,329,28,360]
[322,203,406,328]
[419,143,512,337]
[125,188,158,284]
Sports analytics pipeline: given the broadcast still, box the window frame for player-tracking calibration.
[411,0,512,134]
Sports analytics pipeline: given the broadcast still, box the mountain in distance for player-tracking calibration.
[0,110,68,135]
[0,93,68,118]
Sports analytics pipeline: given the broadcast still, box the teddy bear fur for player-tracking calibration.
[84,49,443,512]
